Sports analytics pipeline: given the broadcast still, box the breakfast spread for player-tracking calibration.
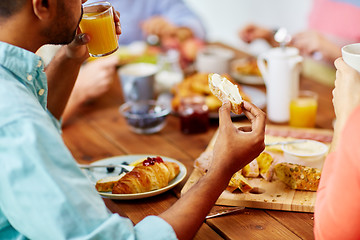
[194,130,330,195]
[181,127,333,212]
[95,156,180,194]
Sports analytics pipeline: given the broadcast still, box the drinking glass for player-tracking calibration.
[289,90,318,128]
[79,1,118,57]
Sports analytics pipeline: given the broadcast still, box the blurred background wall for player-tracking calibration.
[184,0,313,55]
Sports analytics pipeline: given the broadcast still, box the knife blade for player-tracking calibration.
[206,206,245,219]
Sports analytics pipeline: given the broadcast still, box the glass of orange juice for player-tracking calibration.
[289,90,318,128]
[79,1,118,57]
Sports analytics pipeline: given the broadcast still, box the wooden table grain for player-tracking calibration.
[62,45,335,240]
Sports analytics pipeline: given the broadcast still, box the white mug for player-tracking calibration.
[118,63,159,102]
[195,46,235,74]
[342,43,360,72]
[258,47,303,123]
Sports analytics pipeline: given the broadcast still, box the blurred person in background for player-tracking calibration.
[238,0,360,85]
[86,0,206,45]
[314,57,360,239]
[60,0,206,124]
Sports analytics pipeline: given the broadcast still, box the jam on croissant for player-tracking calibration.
[112,156,180,194]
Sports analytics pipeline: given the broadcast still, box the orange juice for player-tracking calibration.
[80,3,118,57]
[289,93,318,128]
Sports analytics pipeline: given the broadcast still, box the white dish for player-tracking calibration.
[230,58,264,85]
[208,85,266,118]
[82,155,187,200]
[232,73,264,85]
[281,140,329,169]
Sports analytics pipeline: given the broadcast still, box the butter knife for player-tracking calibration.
[265,139,307,147]
[78,164,134,172]
[206,206,245,219]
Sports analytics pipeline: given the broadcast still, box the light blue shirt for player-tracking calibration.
[0,41,177,240]
[86,0,206,45]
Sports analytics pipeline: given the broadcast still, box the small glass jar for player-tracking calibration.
[155,49,184,94]
[178,96,209,134]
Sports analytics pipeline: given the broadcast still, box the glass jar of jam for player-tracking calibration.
[178,96,209,134]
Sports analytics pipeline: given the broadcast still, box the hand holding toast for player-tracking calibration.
[210,100,266,179]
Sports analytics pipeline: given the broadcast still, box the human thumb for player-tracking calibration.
[65,33,90,61]
[72,33,90,46]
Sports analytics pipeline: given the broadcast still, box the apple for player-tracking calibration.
[180,38,205,62]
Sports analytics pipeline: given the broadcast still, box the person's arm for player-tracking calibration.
[45,34,89,120]
[238,23,277,47]
[142,0,206,40]
[329,58,360,151]
[291,31,341,64]
[61,55,119,124]
[159,101,266,240]
[47,9,121,120]
[314,58,360,238]
[314,108,360,239]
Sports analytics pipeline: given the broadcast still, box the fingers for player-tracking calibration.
[72,33,90,46]
[334,57,359,82]
[334,57,349,71]
[64,33,90,61]
[218,100,232,130]
[113,9,121,35]
[242,101,266,134]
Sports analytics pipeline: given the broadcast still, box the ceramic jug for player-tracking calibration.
[257,47,303,123]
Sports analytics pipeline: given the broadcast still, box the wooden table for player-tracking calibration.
[62,46,335,240]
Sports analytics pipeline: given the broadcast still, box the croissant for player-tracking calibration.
[112,157,180,194]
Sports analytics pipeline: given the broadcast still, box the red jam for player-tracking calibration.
[179,96,209,134]
[142,156,164,166]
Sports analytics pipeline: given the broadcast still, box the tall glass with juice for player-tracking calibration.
[289,90,318,128]
[80,2,118,57]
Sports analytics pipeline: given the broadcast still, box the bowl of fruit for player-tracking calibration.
[119,100,171,134]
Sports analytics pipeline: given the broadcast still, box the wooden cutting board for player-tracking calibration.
[181,124,333,213]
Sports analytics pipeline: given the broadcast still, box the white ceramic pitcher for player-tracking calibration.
[257,47,303,123]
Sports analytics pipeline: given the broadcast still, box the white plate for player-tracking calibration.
[230,58,264,85]
[232,73,264,85]
[208,85,266,118]
[82,155,187,200]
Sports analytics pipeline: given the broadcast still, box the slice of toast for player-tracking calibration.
[274,163,321,191]
[242,159,259,178]
[227,170,253,193]
[256,151,275,181]
[208,73,243,114]
[95,174,124,192]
